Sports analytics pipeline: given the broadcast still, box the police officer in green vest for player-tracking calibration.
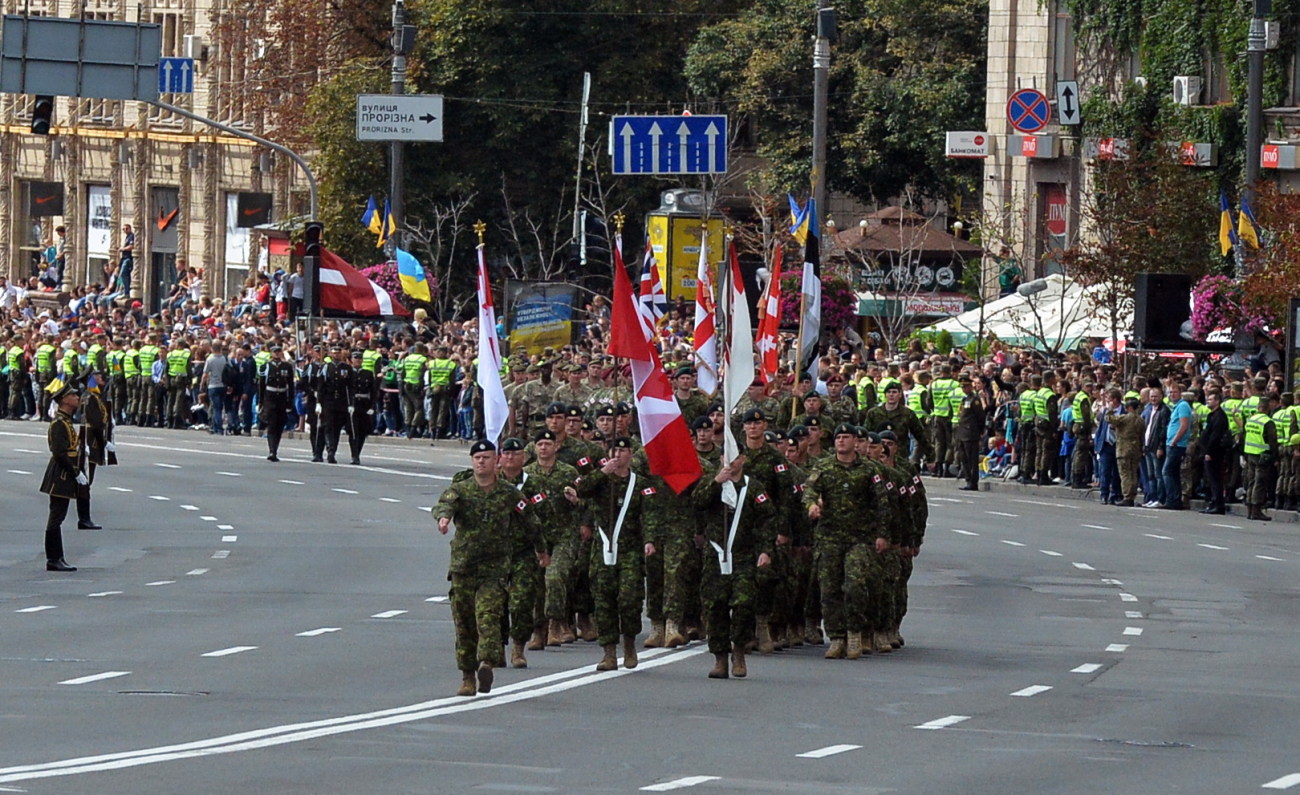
[1243,393,1278,521]
[401,342,429,438]
[8,332,33,419]
[34,335,58,419]
[1271,393,1295,511]
[252,344,273,429]
[135,333,163,426]
[1222,381,1246,501]
[1017,378,1039,483]
[929,365,958,476]
[428,345,458,439]
[1033,372,1060,486]
[121,338,141,425]
[1070,381,1096,488]
[106,338,128,420]
[361,341,383,374]
[165,340,193,429]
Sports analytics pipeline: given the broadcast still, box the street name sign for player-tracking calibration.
[356,94,443,142]
[610,115,728,175]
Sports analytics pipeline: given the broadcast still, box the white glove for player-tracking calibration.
[348,406,354,415]
[367,409,374,416]
[75,472,89,486]
[314,402,322,415]
[106,441,116,453]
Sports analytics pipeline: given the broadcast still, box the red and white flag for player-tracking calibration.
[693,228,718,396]
[721,236,754,464]
[636,240,668,337]
[319,248,410,317]
[476,241,508,444]
[754,244,783,384]
[609,236,701,494]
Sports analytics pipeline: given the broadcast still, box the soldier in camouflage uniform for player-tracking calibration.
[864,432,907,654]
[434,440,549,696]
[693,453,776,678]
[783,425,820,645]
[521,430,585,648]
[864,381,934,463]
[671,366,711,429]
[495,437,550,668]
[803,423,890,660]
[823,372,860,428]
[880,429,925,649]
[735,408,798,653]
[578,437,650,672]
[553,363,592,409]
[731,379,782,443]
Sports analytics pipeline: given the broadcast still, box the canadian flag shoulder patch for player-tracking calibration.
[755,492,769,503]
[531,493,546,504]
[913,475,921,484]
[515,500,528,513]
[793,483,805,493]
[887,482,895,490]
[775,464,788,473]
[909,486,917,494]
[641,487,656,496]
[578,457,591,467]
[872,474,883,483]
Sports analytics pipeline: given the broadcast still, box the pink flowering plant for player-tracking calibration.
[1190,274,1273,340]
[360,261,438,308]
[779,273,857,331]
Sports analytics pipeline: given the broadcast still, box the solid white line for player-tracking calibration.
[1198,543,1229,551]
[1263,773,1300,789]
[0,646,704,784]
[1126,611,1143,619]
[59,671,131,686]
[1106,644,1129,653]
[1101,578,1123,585]
[915,715,971,730]
[107,487,132,492]
[211,551,230,560]
[1040,550,1062,556]
[200,516,217,521]
[1000,540,1026,547]
[1011,685,1053,697]
[201,646,257,658]
[217,525,234,531]
[379,497,401,503]
[1082,524,1110,530]
[1071,663,1103,674]
[986,511,1019,517]
[154,463,181,469]
[296,628,342,637]
[1144,533,1173,540]
[951,529,979,536]
[1072,562,1095,571]
[1257,555,1286,561]
[185,569,209,576]
[279,480,304,485]
[425,596,449,603]
[87,591,122,598]
[332,488,359,495]
[641,776,721,791]
[145,581,175,587]
[215,472,242,477]
[371,610,408,619]
[1120,593,1138,602]
[148,495,170,501]
[1123,627,1143,636]
[796,744,861,759]
[222,535,238,543]
[15,605,56,614]
[1210,523,1242,530]
[6,469,32,475]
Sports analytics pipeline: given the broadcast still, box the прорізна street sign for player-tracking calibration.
[356,94,443,142]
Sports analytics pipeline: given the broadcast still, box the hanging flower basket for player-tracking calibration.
[1190,274,1273,341]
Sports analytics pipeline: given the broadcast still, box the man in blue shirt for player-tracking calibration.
[1162,382,1193,509]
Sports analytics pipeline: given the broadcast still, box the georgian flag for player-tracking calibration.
[319,248,410,317]
[476,241,509,444]
[754,244,783,384]
[693,228,718,395]
[636,239,669,337]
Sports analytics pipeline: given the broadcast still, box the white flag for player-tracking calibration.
[476,244,508,444]
[722,238,753,465]
[799,261,821,380]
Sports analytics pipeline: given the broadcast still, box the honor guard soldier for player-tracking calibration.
[40,378,85,571]
[316,344,354,464]
[259,344,295,461]
[347,349,378,465]
[298,346,325,461]
[77,374,117,529]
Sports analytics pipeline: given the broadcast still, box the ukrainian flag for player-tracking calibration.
[789,195,810,245]
[1238,195,1260,249]
[395,248,431,302]
[361,196,382,236]
[378,199,397,248]
[1218,192,1238,257]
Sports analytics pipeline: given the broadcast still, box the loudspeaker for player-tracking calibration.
[1133,273,1192,349]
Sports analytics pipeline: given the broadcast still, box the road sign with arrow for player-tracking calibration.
[610,115,728,175]
[355,94,443,142]
[1056,81,1080,126]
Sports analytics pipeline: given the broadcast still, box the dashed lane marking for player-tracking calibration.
[6,469,32,475]
[1011,685,1053,697]
[180,505,198,511]
[1071,663,1103,674]
[215,472,243,477]
[1263,773,1300,789]
[13,448,39,453]
[148,496,170,501]
[201,646,257,658]
[154,463,180,469]
[107,487,132,492]
[332,488,359,495]
[371,610,408,619]
[425,596,449,603]
[186,569,209,576]
[1126,611,1143,619]
[418,506,432,512]
[87,591,122,598]
[15,606,56,614]
[211,551,230,560]
[59,671,130,686]
[217,525,234,531]
[1101,579,1123,585]
[1009,498,1067,508]
[221,536,237,543]
[296,628,342,637]
[1072,562,1096,571]
[796,744,861,759]
[379,497,401,503]
[1082,524,1111,530]
[1000,540,1026,547]
[986,511,1019,517]
[1144,533,1173,540]
[1211,523,1242,530]
[1123,627,1144,636]
[641,777,721,792]
[278,480,304,485]
[145,581,175,586]
[915,715,971,730]
[951,529,979,536]
[200,516,217,521]
[1119,593,1138,602]
[1106,644,1129,653]
[1198,543,1229,551]
[1041,550,1063,556]
[1257,555,1286,562]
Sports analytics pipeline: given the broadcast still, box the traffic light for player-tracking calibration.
[302,221,324,316]
[30,95,53,135]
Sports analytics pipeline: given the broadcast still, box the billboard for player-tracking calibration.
[645,214,725,301]
[506,281,578,356]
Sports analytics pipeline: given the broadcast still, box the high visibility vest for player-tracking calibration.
[107,349,125,375]
[1123,390,1139,403]
[1194,402,1210,430]
[254,350,272,371]
[87,344,104,371]
[1031,388,1049,418]
[138,344,161,374]
[428,357,456,387]
[402,353,428,385]
[855,377,877,411]
[1020,390,1037,421]
[166,349,191,376]
[1244,413,1273,455]
[1241,395,1261,417]
[1273,408,1294,447]
[7,345,23,372]
[123,348,141,378]
[61,352,81,376]
[35,344,55,373]
[931,378,956,417]
[907,384,929,418]
[1223,398,1244,433]
[362,349,382,372]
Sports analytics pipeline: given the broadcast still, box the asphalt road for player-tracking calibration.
[1,425,1299,794]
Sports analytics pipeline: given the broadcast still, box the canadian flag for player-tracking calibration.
[693,228,718,395]
[476,242,509,444]
[609,236,701,494]
[754,244,783,384]
[319,248,410,317]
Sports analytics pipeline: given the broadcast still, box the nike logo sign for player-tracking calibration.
[157,208,179,231]
[34,195,56,204]
[242,208,265,216]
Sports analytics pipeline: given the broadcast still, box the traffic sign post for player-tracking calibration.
[1006,88,1050,134]
[610,115,728,175]
[0,15,161,101]
[1056,81,1080,125]
[158,57,194,94]
[355,94,443,142]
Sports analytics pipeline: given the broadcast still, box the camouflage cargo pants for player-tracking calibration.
[892,552,914,629]
[508,555,545,643]
[450,573,507,672]
[870,548,901,633]
[701,559,757,655]
[589,550,644,647]
[755,545,795,626]
[544,533,580,622]
[816,539,877,640]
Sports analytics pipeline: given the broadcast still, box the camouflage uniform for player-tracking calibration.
[633,450,701,632]
[433,476,543,673]
[578,466,647,647]
[740,441,799,647]
[823,394,860,428]
[501,469,549,647]
[520,459,584,625]
[891,459,928,639]
[864,404,934,462]
[675,391,712,429]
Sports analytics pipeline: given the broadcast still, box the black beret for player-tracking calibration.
[708,402,725,413]
[500,438,526,452]
[690,415,713,431]
[878,430,899,443]
[582,419,595,431]
[788,424,810,440]
[741,408,766,423]
[546,402,568,417]
[833,423,857,438]
[674,367,695,377]
[535,430,557,443]
[470,440,496,455]
[616,402,632,415]
[764,430,779,443]
[611,436,633,449]
[566,405,584,418]
[867,431,882,444]
[805,416,822,428]
[596,405,616,417]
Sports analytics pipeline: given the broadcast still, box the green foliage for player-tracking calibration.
[908,329,954,354]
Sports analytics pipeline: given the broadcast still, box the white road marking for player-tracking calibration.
[1126,611,1143,619]
[371,610,408,619]
[145,581,175,586]
[1123,627,1144,636]
[180,505,198,511]
[1072,562,1096,571]
[1000,540,1026,547]
[148,495,170,501]
[215,472,243,477]
[296,628,342,637]
[0,645,704,784]
[332,488,359,495]
[186,569,209,576]
[1101,578,1123,585]
[221,535,238,543]
[201,646,257,658]
[1263,773,1300,790]
[6,469,32,475]
[1040,550,1063,556]
[154,463,181,469]
[641,776,721,792]
[87,591,122,598]
[1257,555,1286,561]
[1210,523,1242,530]
[379,497,401,503]
[951,529,979,536]
[1010,685,1053,697]
[1071,663,1103,674]
[929,496,965,503]
[1106,644,1129,653]
[418,506,433,512]
[1082,524,1110,530]
[1009,498,1066,508]
[1119,593,1138,602]
[59,671,131,686]
[15,605,56,614]
[279,480,304,485]
[217,525,234,531]
[1198,543,1229,551]
[211,551,230,560]
[796,744,861,759]
[426,596,449,603]
[1144,533,1173,540]
[986,511,1019,517]
[200,516,217,521]
[107,487,132,492]
[14,448,39,453]
[915,715,971,730]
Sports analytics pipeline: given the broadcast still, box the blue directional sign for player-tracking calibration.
[158,57,194,94]
[610,115,728,175]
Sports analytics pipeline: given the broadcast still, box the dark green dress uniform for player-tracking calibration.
[40,406,81,568]
[77,387,115,528]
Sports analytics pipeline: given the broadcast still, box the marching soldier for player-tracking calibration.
[522,430,584,648]
[864,380,933,464]
[348,349,378,465]
[258,344,295,462]
[40,378,85,572]
[298,345,325,462]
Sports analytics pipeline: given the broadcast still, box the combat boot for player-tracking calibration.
[511,640,527,669]
[476,661,494,694]
[526,629,546,652]
[596,644,618,672]
[873,631,894,653]
[756,616,775,655]
[577,613,598,642]
[888,629,903,649]
[708,653,729,679]
[845,631,864,660]
[457,672,476,697]
[644,619,666,648]
[770,621,787,651]
[622,635,639,669]
[664,619,687,648]
[804,619,824,646]
[561,621,577,644]
[785,625,804,648]
[685,618,703,640]
[547,619,565,647]
[731,647,748,678]
[824,638,847,659]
